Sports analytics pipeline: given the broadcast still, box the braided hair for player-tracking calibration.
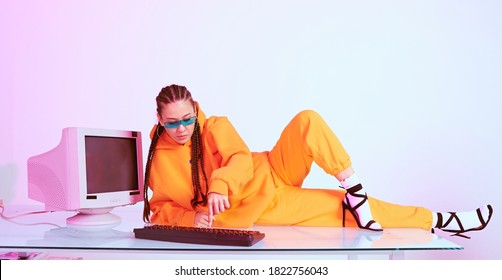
[142,85,209,222]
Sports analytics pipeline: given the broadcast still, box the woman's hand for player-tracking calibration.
[207,192,230,226]
[194,211,215,228]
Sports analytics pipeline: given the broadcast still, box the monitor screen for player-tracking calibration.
[85,136,139,194]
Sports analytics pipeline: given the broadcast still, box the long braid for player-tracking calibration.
[190,119,209,208]
[143,84,209,222]
[142,124,164,222]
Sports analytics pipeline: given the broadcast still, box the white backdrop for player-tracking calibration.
[1,1,501,259]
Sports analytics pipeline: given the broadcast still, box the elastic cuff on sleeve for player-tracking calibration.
[181,211,197,227]
[209,179,229,196]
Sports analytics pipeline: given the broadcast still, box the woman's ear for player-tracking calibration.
[156,113,163,124]
[193,101,198,115]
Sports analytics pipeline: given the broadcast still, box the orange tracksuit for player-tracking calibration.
[148,104,433,229]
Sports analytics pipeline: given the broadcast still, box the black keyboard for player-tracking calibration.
[133,225,265,247]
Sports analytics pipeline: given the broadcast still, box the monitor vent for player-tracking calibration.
[28,162,67,209]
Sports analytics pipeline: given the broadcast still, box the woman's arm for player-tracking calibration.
[205,117,254,197]
[149,196,197,226]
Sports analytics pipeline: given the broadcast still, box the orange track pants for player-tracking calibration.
[256,110,433,230]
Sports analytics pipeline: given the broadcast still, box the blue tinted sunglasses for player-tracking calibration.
[163,116,196,129]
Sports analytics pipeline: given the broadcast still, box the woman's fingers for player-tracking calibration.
[208,193,230,216]
[195,211,212,227]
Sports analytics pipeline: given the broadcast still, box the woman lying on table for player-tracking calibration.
[142,84,493,239]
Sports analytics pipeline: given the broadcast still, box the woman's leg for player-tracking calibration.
[268,110,352,186]
[257,185,493,239]
[267,110,380,230]
[256,186,434,229]
[265,110,494,236]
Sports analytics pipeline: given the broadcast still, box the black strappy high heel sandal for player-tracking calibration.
[435,205,493,239]
[342,184,383,232]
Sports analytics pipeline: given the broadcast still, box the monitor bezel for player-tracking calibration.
[72,127,144,210]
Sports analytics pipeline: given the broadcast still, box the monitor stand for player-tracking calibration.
[66,208,121,232]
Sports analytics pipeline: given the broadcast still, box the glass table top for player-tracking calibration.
[0,205,462,252]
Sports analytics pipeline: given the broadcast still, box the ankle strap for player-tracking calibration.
[345,184,363,194]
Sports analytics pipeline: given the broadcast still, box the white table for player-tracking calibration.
[0,205,462,260]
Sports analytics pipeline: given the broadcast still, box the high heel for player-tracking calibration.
[435,204,493,239]
[342,184,383,232]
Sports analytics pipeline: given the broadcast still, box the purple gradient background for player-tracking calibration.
[1,1,501,259]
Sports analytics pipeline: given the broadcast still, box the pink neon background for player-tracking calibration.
[1,1,501,259]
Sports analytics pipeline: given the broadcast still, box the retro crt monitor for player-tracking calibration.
[27,127,144,231]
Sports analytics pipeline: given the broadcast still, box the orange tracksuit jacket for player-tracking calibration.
[148,105,433,229]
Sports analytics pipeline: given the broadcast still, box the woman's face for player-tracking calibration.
[157,100,196,145]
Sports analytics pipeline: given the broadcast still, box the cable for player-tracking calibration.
[0,203,63,228]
